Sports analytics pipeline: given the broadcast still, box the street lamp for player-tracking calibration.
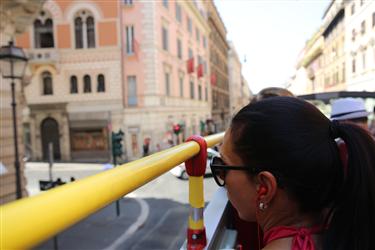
[0,41,28,199]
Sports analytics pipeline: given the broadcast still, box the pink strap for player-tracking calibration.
[263,225,321,250]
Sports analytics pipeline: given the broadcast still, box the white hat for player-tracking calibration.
[331,98,370,120]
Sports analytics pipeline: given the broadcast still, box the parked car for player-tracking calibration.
[169,148,220,180]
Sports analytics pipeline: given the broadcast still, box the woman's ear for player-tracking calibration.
[256,171,278,204]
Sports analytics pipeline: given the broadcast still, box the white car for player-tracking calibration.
[169,148,220,180]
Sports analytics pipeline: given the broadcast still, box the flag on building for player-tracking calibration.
[210,73,217,85]
[187,58,194,73]
[197,64,204,78]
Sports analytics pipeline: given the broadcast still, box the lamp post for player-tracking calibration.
[0,41,28,199]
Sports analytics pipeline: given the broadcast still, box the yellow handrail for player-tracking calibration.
[0,132,224,249]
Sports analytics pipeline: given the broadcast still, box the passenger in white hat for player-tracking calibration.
[330,98,370,131]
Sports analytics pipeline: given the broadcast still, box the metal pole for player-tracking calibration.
[48,142,58,250]
[48,142,54,182]
[111,136,120,217]
[113,148,120,217]
[10,59,22,199]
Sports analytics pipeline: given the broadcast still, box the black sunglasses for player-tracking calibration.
[209,156,260,187]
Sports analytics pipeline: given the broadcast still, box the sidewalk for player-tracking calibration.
[26,162,110,171]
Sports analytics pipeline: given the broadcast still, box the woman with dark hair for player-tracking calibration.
[210,96,375,250]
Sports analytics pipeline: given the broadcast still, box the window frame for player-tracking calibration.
[83,75,92,93]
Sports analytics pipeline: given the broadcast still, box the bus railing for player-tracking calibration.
[0,132,225,249]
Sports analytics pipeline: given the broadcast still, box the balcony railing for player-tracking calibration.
[27,48,59,64]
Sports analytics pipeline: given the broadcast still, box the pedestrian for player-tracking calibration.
[330,97,370,131]
[210,97,375,250]
[142,138,150,157]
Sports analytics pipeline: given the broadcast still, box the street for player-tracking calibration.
[24,162,219,250]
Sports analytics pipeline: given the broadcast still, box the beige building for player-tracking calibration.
[16,0,211,162]
[289,29,325,95]
[291,0,374,95]
[16,1,123,162]
[344,0,375,91]
[205,0,230,133]
[228,42,246,116]
[0,0,44,203]
[321,0,347,92]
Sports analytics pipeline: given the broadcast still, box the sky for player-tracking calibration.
[214,0,330,94]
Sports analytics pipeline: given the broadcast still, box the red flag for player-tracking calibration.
[197,64,204,78]
[210,73,217,85]
[133,39,140,58]
[187,58,194,73]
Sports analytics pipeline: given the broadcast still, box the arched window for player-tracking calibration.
[70,76,78,93]
[74,17,83,49]
[33,11,54,48]
[86,16,96,48]
[74,10,96,49]
[42,71,53,95]
[97,74,105,92]
[83,75,91,93]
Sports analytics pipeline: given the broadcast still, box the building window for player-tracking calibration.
[42,71,53,95]
[352,29,356,41]
[163,0,168,9]
[352,58,356,73]
[86,16,96,48]
[126,26,134,54]
[196,28,200,42]
[179,76,184,97]
[165,72,170,96]
[74,17,83,48]
[74,11,96,49]
[177,39,182,59]
[97,74,105,92]
[373,12,375,27]
[190,80,194,99]
[362,51,366,70]
[162,27,169,51]
[33,14,54,48]
[198,84,202,100]
[175,2,182,23]
[70,75,78,94]
[351,3,355,15]
[342,62,345,82]
[187,17,192,33]
[205,86,208,101]
[361,21,366,35]
[188,48,193,59]
[124,0,133,6]
[203,36,207,48]
[83,75,91,93]
[127,76,137,106]
[360,0,364,6]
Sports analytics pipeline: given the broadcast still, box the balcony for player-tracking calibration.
[27,48,59,65]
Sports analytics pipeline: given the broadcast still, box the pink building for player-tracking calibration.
[16,0,211,161]
[122,0,211,159]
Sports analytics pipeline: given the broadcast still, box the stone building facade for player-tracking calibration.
[16,0,123,162]
[204,0,230,133]
[1,0,45,203]
[344,0,375,91]
[15,0,212,162]
[228,42,245,116]
[290,0,374,94]
[121,1,211,160]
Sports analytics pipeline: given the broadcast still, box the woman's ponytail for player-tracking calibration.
[324,122,375,250]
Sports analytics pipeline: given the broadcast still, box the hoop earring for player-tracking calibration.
[259,202,268,211]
